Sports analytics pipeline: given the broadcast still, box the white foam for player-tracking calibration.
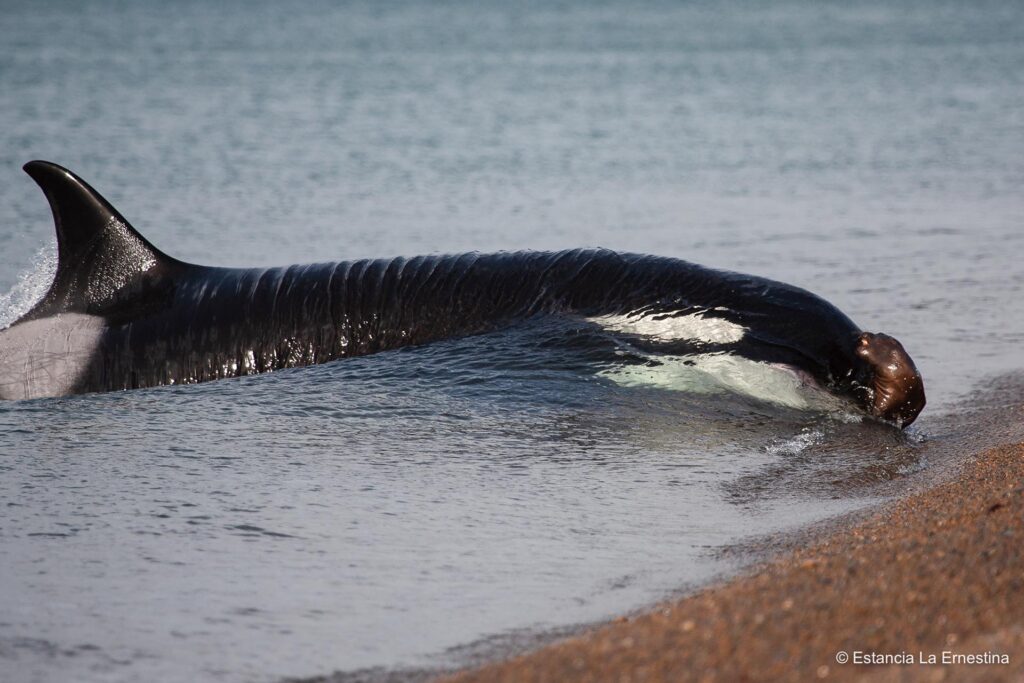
[600,353,843,411]
[588,310,746,344]
[0,241,57,329]
[765,427,826,455]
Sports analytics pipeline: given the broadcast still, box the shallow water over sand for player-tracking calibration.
[0,1,1022,681]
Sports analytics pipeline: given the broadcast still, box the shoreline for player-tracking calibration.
[437,431,1024,681]
[299,376,1024,683]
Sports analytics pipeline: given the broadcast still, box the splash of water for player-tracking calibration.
[0,241,56,329]
[764,427,826,456]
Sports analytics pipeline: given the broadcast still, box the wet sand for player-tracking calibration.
[440,439,1024,682]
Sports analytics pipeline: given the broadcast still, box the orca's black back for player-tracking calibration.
[76,249,864,394]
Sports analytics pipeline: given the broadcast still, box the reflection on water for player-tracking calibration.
[1,0,1022,681]
[726,418,926,507]
[0,317,916,683]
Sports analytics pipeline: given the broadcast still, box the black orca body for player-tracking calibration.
[0,162,925,426]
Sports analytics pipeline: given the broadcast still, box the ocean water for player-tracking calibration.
[1,1,1022,682]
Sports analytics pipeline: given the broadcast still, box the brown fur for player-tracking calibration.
[855,332,926,426]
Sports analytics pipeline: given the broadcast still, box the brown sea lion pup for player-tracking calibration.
[855,332,926,427]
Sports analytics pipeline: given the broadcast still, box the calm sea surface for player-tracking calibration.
[1,1,1022,681]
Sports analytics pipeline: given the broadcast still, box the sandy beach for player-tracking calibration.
[440,428,1024,682]
[3,4,1022,681]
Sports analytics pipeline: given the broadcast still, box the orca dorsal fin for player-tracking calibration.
[21,161,179,319]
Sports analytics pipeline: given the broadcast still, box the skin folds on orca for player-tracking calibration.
[0,161,926,426]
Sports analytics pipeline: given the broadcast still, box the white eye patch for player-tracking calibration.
[587,309,747,344]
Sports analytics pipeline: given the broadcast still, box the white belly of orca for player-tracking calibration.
[588,311,842,411]
[599,353,841,411]
[0,313,105,401]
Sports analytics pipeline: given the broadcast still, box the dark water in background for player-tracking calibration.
[0,1,1022,681]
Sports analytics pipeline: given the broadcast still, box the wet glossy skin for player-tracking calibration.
[855,332,926,426]
[0,161,926,426]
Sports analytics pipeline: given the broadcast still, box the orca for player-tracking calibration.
[0,161,925,426]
